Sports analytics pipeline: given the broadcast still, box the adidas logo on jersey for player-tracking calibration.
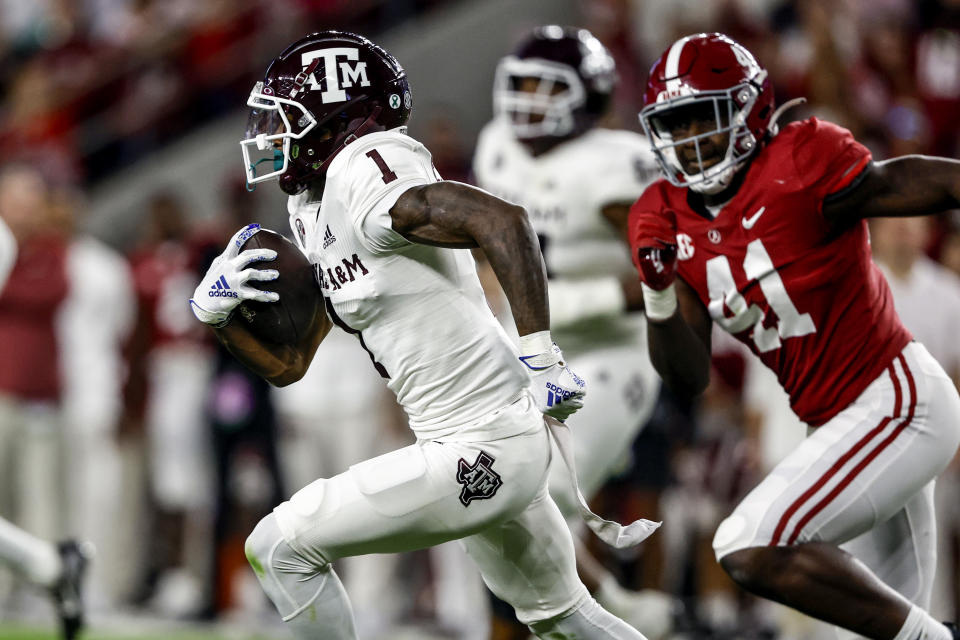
[322,225,336,249]
[208,275,238,298]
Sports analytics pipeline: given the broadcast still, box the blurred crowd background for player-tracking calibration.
[0,0,959,638]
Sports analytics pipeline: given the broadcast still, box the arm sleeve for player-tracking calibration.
[791,118,872,206]
[339,136,440,254]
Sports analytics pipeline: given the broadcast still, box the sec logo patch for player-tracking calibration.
[677,233,695,260]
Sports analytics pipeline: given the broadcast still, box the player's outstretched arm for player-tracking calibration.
[389,180,548,336]
[823,155,960,225]
[631,208,712,398]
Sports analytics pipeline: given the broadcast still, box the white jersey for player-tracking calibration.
[288,129,529,439]
[473,118,659,354]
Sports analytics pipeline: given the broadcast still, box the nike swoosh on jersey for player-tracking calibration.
[742,206,766,229]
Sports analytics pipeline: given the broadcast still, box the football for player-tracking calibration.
[234,228,327,346]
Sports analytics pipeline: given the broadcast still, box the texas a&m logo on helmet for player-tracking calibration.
[241,31,412,196]
[298,48,371,103]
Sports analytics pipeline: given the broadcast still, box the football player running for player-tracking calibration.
[629,32,960,640]
[0,170,88,640]
[189,31,658,640]
[473,26,673,638]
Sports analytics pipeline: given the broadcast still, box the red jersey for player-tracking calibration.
[629,118,912,426]
[0,233,68,400]
[128,240,209,348]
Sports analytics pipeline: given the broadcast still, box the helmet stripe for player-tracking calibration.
[664,35,693,94]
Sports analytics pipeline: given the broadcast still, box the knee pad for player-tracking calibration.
[245,513,281,579]
[712,511,756,562]
[245,513,340,623]
[245,513,330,582]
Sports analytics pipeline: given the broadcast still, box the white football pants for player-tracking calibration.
[246,394,647,638]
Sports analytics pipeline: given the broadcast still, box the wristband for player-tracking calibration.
[641,282,677,321]
[189,300,233,328]
[519,330,553,357]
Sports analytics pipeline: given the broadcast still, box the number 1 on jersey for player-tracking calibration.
[366,149,397,184]
[706,239,815,353]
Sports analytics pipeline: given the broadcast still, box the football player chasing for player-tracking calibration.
[189,31,656,640]
[473,26,674,638]
[629,33,960,640]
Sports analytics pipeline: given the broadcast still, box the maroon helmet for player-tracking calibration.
[241,31,412,195]
[638,33,774,194]
[494,26,615,142]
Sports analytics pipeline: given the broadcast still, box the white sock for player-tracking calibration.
[0,516,61,587]
[528,596,649,639]
[246,514,357,640]
[893,605,952,640]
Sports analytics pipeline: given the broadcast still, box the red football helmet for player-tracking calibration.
[639,33,774,194]
[494,26,615,142]
[241,31,412,195]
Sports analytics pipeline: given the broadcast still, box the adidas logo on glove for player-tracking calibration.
[545,382,576,407]
[208,275,238,298]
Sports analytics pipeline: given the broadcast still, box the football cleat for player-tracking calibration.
[52,540,93,640]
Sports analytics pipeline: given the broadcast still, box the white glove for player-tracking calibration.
[189,223,280,327]
[518,330,586,422]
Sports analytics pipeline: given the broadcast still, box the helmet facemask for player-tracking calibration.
[639,80,762,194]
[494,57,586,140]
[240,81,322,189]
